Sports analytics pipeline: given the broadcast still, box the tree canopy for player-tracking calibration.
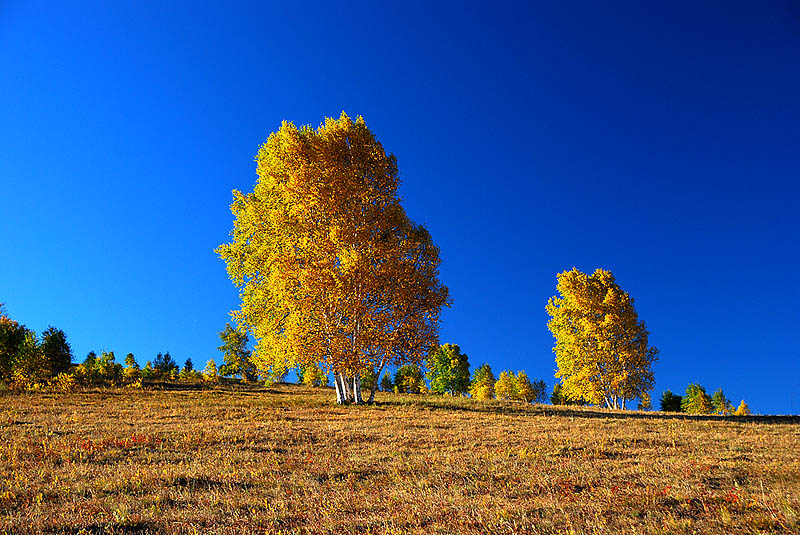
[217,113,449,403]
[546,268,658,409]
[426,343,470,395]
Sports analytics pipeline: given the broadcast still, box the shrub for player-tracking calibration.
[49,372,77,391]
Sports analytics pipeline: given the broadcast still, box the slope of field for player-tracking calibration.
[1,384,798,534]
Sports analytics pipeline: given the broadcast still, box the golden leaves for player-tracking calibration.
[218,113,449,381]
[546,268,658,408]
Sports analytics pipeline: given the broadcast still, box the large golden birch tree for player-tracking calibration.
[217,113,449,403]
[546,268,658,409]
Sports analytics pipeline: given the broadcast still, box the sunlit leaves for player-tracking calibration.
[217,113,449,398]
[546,268,658,409]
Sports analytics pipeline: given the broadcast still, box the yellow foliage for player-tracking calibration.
[734,400,751,416]
[216,113,449,397]
[546,268,658,409]
[495,371,519,401]
[49,372,77,391]
[471,384,494,401]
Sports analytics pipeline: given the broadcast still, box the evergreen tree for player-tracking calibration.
[141,361,154,380]
[659,389,683,412]
[40,326,72,377]
[153,352,178,377]
[360,367,377,391]
[0,309,26,382]
[123,353,141,381]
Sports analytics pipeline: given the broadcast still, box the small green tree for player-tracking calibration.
[0,311,26,383]
[711,388,733,415]
[40,326,72,377]
[659,389,683,412]
[426,343,470,395]
[734,400,751,416]
[180,358,197,380]
[638,392,652,410]
[469,364,495,401]
[11,330,46,388]
[96,351,123,383]
[123,353,141,382]
[551,382,586,405]
[380,373,394,392]
[217,323,256,382]
[394,365,426,394]
[153,352,178,378]
[495,371,519,401]
[682,383,713,414]
[141,360,154,380]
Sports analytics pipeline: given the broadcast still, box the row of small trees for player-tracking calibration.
[0,304,265,390]
[3,302,754,414]
[660,384,751,415]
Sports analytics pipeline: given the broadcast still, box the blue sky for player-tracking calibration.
[2,1,798,413]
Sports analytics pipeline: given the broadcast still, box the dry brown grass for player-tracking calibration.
[1,384,798,534]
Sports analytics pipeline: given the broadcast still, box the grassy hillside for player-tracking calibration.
[1,384,798,534]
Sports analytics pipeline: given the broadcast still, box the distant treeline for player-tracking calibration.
[0,304,753,414]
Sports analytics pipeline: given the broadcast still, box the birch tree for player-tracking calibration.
[546,268,658,409]
[217,113,449,404]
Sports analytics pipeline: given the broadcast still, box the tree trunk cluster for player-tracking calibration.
[333,361,386,404]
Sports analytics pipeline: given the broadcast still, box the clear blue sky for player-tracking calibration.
[2,2,798,413]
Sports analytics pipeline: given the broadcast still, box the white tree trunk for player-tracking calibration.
[353,373,363,404]
[334,370,345,404]
[340,372,353,403]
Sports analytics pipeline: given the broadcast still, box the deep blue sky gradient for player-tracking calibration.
[2,2,798,413]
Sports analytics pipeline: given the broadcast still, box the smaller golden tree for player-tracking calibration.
[734,400,751,416]
[469,364,495,401]
[495,371,519,401]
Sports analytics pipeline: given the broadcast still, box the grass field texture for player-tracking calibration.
[1,385,798,534]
